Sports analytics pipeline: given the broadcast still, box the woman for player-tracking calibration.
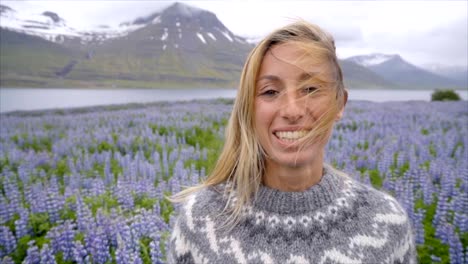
[168,21,416,264]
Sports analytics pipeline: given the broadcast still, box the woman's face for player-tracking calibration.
[254,43,343,169]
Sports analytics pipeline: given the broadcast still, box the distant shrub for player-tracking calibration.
[431,89,461,101]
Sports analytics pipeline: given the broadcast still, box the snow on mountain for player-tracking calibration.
[345,53,399,67]
[0,4,79,42]
[117,2,247,47]
[0,4,13,14]
[345,53,465,89]
[0,2,246,47]
[0,4,147,45]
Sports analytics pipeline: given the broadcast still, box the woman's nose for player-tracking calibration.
[280,90,305,123]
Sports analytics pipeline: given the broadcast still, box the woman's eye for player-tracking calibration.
[261,89,279,96]
[304,87,318,94]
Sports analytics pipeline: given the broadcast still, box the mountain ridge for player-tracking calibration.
[0,2,254,88]
[1,2,465,89]
[345,54,465,89]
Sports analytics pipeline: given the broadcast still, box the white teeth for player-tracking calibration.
[275,130,308,141]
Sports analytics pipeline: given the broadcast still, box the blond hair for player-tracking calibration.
[171,20,347,227]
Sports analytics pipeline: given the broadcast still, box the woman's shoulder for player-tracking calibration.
[340,172,413,239]
[326,166,402,210]
[167,184,230,264]
[335,170,416,261]
[347,175,406,214]
[174,183,230,220]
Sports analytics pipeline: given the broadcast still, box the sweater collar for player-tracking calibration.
[252,165,346,214]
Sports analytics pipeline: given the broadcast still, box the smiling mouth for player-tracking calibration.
[274,130,310,142]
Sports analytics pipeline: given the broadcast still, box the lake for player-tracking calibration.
[1,88,467,113]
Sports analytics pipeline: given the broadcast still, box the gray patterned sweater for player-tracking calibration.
[168,166,417,264]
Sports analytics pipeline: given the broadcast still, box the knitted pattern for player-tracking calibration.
[168,166,417,264]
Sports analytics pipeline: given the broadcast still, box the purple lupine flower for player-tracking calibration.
[86,227,110,264]
[1,98,466,264]
[46,193,60,224]
[39,244,56,264]
[58,221,76,261]
[14,208,30,239]
[23,240,40,264]
[76,196,93,233]
[447,224,463,264]
[119,222,133,243]
[116,180,134,211]
[413,209,425,244]
[453,192,467,233]
[150,237,164,264]
[3,177,21,222]
[0,196,9,225]
[433,194,449,228]
[435,222,450,244]
[46,227,60,255]
[115,234,131,264]
[464,248,468,264]
[72,241,87,264]
[131,252,143,264]
[454,211,467,233]
[422,176,434,205]
[1,256,14,264]
[0,226,16,256]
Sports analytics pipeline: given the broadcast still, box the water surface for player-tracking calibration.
[1,88,466,113]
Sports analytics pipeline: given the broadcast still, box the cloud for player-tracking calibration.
[327,25,364,44]
[328,1,468,66]
[349,16,468,66]
[420,18,468,66]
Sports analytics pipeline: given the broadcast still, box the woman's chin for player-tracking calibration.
[269,153,319,169]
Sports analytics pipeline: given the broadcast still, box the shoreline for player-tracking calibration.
[1,86,467,91]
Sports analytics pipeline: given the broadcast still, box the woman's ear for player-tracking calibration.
[335,89,348,120]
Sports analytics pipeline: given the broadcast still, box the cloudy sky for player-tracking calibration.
[3,0,467,68]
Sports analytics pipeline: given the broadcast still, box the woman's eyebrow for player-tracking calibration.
[257,75,280,83]
[299,72,317,82]
[257,72,317,85]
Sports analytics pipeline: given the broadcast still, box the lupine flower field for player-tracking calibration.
[0,98,466,264]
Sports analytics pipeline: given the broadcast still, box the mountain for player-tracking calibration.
[0,2,254,88]
[1,3,461,89]
[346,53,396,67]
[423,64,468,87]
[0,4,148,46]
[1,4,77,43]
[2,2,389,89]
[346,54,464,89]
[0,28,80,87]
[75,2,253,87]
[338,60,397,89]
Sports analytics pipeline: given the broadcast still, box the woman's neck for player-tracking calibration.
[262,158,324,192]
